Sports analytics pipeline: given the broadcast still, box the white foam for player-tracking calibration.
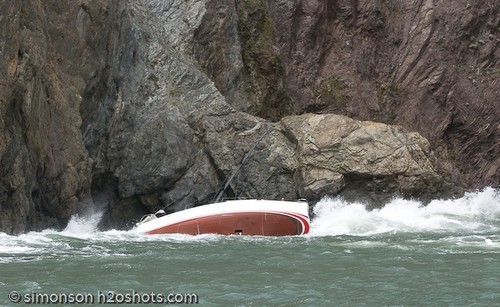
[0,245,36,254]
[310,187,500,236]
[62,211,103,235]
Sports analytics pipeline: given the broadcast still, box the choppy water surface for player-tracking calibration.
[1,188,499,306]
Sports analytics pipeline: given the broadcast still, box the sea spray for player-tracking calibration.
[309,187,500,236]
[63,211,103,235]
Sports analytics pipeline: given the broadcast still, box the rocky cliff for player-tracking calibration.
[0,0,498,234]
[0,0,94,233]
[260,0,499,187]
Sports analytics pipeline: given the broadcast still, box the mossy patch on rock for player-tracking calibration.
[236,0,289,121]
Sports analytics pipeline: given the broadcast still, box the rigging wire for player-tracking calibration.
[212,123,273,203]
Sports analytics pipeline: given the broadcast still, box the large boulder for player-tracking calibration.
[279,114,446,204]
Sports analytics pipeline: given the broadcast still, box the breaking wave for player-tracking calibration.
[62,211,103,235]
[309,187,500,236]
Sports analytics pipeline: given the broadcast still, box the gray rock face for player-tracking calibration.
[81,0,230,228]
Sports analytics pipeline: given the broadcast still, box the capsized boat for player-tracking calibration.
[135,199,310,236]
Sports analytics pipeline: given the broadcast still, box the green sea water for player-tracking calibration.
[1,188,499,306]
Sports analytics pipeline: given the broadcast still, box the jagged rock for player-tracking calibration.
[81,0,229,229]
[190,112,448,207]
[0,0,94,234]
[279,114,444,204]
[199,113,298,201]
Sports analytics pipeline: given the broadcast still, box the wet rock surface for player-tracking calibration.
[0,0,96,234]
[0,0,497,233]
[265,0,499,188]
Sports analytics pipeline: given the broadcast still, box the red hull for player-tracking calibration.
[147,212,307,236]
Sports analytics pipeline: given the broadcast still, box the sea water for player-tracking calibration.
[1,187,499,306]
